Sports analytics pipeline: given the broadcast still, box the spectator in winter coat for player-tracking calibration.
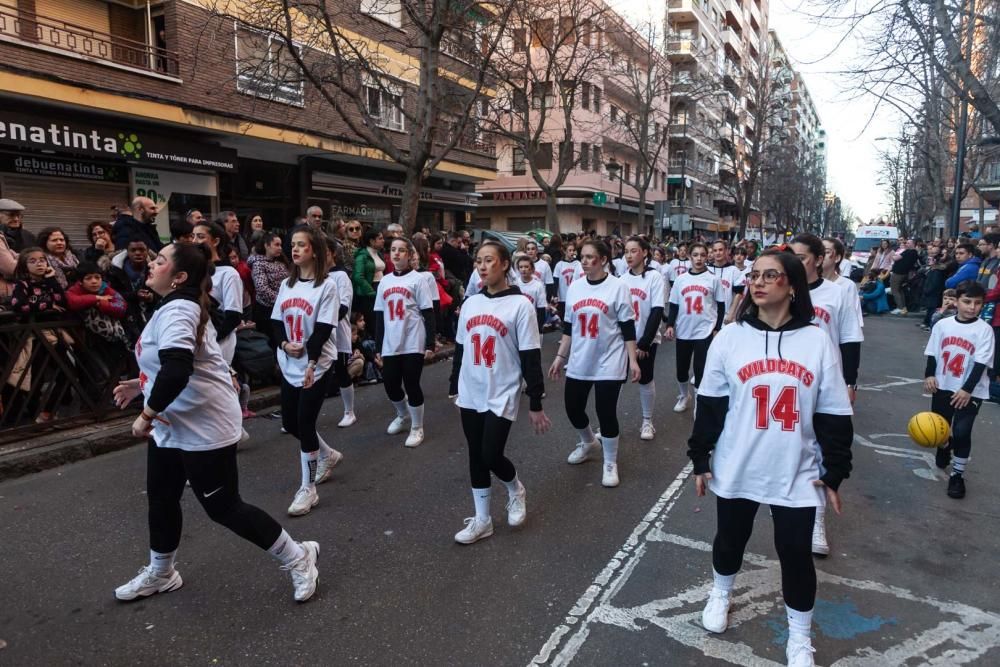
[10,247,67,316]
[106,239,156,343]
[113,196,163,252]
[65,262,127,319]
[919,244,951,329]
[975,234,999,289]
[248,232,289,343]
[37,226,80,290]
[944,243,983,289]
[859,272,889,314]
[83,220,118,273]
[0,198,35,252]
[0,225,17,303]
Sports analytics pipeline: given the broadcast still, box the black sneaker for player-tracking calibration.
[935,446,951,469]
[947,474,966,499]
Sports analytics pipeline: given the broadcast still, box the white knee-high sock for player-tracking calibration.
[149,549,176,575]
[677,380,690,398]
[815,505,826,525]
[577,426,595,444]
[472,487,491,520]
[341,385,355,414]
[639,382,655,420]
[316,433,337,459]
[712,569,735,595]
[300,451,318,488]
[601,435,619,464]
[501,475,522,497]
[267,529,305,566]
[391,399,408,419]
[409,403,424,429]
[786,605,813,639]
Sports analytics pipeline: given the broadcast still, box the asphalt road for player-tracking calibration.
[1,315,999,666]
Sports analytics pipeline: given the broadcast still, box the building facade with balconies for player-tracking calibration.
[0,0,496,242]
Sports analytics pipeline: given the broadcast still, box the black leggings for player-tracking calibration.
[280,377,328,453]
[932,390,982,458]
[147,441,281,554]
[713,496,816,612]
[564,377,623,438]
[676,336,712,385]
[638,343,658,385]
[333,352,353,388]
[382,353,425,406]
[461,408,516,488]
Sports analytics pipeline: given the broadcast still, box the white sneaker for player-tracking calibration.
[387,415,409,435]
[454,516,494,544]
[315,450,344,485]
[567,439,600,464]
[337,412,357,428]
[115,566,183,601]
[786,635,816,667]
[673,394,690,412]
[281,540,320,602]
[602,462,620,487]
[811,513,829,557]
[240,427,250,443]
[701,589,731,633]
[287,486,319,516]
[640,421,655,440]
[404,428,424,448]
[507,485,526,527]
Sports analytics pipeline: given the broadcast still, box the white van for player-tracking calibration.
[850,225,899,268]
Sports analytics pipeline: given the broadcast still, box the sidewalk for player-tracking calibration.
[0,346,455,482]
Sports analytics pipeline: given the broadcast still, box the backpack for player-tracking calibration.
[233,329,277,386]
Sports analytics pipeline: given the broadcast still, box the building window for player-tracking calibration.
[537,143,553,170]
[513,27,527,53]
[593,87,601,112]
[365,80,405,131]
[360,0,402,28]
[235,24,305,107]
[582,82,591,110]
[532,81,555,109]
[581,142,591,170]
[624,162,631,183]
[561,80,576,108]
[559,141,575,170]
[593,145,602,171]
[531,19,554,48]
[513,146,526,175]
[610,105,619,123]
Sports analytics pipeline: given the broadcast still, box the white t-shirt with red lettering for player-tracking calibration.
[210,265,243,365]
[565,274,633,381]
[456,292,541,420]
[621,268,667,346]
[699,322,853,507]
[516,277,547,309]
[711,264,744,314]
[809,278,864,347]
[669,269,725,340]
[272,277,339,387]
[667,258,692,284]
[376,270,434,356]
[329,269,353,354]
[534,259,554,286]
[924,316,995,399]
[554,260,582,302]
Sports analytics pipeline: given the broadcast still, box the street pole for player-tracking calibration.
[617,175,623,234]
[949,0,977,239]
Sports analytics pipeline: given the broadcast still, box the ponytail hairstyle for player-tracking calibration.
[477,240,512,276]
[790,233,825,262]
[625,235,652,274]
[254,232,288,266]
[288,226,328,287]
[170,242,215,348]
[735,248,814,325]
[413,235,431,270]
[195,223,233,264]
[580,239,612,273]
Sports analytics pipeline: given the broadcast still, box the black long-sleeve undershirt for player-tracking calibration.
[536,307,546,333]
[306,322,334,362]
[619,319,636,341]
[146,348,194,413]
[839,342,861,385]
[715,301,725,332]
[638,306,664,351]
[216,310,242,342]
[665,302,679,328]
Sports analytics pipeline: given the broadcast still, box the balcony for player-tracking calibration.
[721,29,743,57]
[666,39,698,60]
[0,5,179,79]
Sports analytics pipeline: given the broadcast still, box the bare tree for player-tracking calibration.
[206,0,514,232]
[482,0,610,231]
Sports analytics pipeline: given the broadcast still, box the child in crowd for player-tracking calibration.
[350,315,382,384]
[930,289,958,328]
[65,261,129,346]
[859,271,889,315]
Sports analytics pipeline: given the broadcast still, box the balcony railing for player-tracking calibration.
[0,6,179,77]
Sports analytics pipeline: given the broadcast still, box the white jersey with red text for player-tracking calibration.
[809,278,864,347]
[621,268,667,346]
[329,269,353,354]
[465,267,520,299]
[838,258,853,277]
[924,316,995,399]
[669,269,725,340]
[210,264,243,365]
[565,274,633,381]
[137,298,241,451]
[418,269,439,304]
[534,259,554,286]
[516,277,547,308]
[711,264,744,314]
[612,257,627,277]
[700,323,853,507]
[456,292,541,420]
[667,258,692,283]
[376,270,434,356]
[272,277,339,387]
[554,260,582,302]
[835,274,864,328]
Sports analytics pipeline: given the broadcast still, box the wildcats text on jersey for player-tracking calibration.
[940,335,976,354]
[572,298,609,314]
[465,313,509,336]
[629,287,648,301]
[383,286,413,299]
[813,307,831,324]
[737,358,816,387]
[681,284,711,297]
[280,297,315,316]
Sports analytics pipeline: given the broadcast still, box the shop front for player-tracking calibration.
[477,189,651,237]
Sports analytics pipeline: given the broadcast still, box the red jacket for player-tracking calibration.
[66,281,127,319]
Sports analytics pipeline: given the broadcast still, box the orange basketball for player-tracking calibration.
[907,412,950,448]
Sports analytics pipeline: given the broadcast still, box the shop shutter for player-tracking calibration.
[0,174,129,249]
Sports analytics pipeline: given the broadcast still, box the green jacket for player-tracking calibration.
[353,246,377,297]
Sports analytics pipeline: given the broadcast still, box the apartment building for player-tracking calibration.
[665,0,768,236]
[0,0,495,243]
[475,5,672,237]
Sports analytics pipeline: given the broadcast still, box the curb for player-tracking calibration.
[0,347,455,482]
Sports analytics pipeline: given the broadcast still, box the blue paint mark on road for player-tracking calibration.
[767,597,897,645]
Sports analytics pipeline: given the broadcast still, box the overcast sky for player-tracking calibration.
[618,0,897,224]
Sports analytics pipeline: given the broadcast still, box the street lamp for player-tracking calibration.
[606,157,624,234]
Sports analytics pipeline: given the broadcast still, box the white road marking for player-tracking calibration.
[854,433,947,479]
[857,376,924,392]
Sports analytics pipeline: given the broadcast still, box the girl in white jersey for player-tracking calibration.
[549,240,641,488]
[790,234,864,558]
[525,239,556,303]
[273,228,345,516]
[448,242,552,544]
[515,255,548,332]
[112,242,320,603]
[821,237,864,328]
[375,237,436,447]
[665,242,726,412]
[553,242,581,324]
[192,223,243,366]
[688,250,853,667]
[325,240,358,427]
[620,237,666,440]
